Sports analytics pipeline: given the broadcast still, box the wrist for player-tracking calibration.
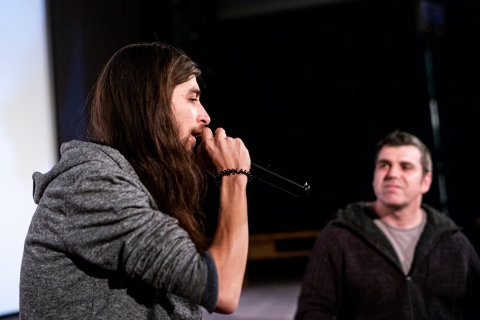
[215,168,252,187]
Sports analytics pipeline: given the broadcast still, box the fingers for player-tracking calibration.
[201,127,213,140]
[215,127,227,139]
[201,127,227,143]
[197,128,215,176]
[198,127,250,174]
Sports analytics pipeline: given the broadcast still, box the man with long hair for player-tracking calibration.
[296,130,480,319]
[20,43,250,319]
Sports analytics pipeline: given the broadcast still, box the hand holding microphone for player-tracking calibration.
[197,127,310,198]
[197,127,251,182]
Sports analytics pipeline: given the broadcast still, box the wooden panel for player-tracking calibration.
[248,230,320,261]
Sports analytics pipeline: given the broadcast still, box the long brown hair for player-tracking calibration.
[89,43,208,252]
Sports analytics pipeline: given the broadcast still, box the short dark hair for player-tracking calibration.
[375,130,432,175]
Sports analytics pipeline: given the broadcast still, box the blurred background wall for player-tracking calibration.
[0,0,56,315]
[48,0,480,245]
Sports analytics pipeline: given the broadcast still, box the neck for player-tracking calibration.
[372,199,424,229]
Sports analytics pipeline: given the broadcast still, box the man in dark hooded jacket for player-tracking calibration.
[296,131,480,320]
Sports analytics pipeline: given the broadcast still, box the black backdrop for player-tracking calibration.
[48,0,480,251]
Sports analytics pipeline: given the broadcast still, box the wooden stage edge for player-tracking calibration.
[248,230,321,261]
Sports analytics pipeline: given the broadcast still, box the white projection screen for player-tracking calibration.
[0,0,56,315]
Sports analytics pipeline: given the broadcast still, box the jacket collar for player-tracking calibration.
[332,202,459,274]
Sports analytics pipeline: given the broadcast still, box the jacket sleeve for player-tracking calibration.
[295,223,344,320]
[463,235,480,320]
[48,160,209,305]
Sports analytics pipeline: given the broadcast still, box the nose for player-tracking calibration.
[386,164,400,178]
[197,103,211,126]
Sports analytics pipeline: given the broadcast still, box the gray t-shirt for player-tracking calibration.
[374,211,426,274]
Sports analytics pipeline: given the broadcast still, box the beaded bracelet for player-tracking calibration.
[215,168,253,187]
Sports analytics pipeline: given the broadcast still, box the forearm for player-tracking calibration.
[208,174,249,314]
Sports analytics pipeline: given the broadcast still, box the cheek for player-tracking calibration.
[191,107,200,121]
[372,177,382,193]
[190,110,197,122]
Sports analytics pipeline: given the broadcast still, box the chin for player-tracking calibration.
[181,136,196,151]
[381,200,408,210]
[379,196,406,207]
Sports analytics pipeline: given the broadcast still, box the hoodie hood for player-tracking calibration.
[33,140,138,204]
[335,201,458,234]
[331,201,460,271]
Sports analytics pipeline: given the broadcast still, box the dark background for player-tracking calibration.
[47,0,480,252]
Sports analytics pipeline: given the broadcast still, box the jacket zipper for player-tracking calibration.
[406,275,414,320]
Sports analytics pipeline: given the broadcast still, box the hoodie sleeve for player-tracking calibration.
[45,159,210,306]
[462,234,480,320]
[295,223,344,320]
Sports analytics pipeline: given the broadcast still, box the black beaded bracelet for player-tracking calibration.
[215,168,253,187]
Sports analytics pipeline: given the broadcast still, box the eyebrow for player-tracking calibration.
[376,159,415,167]
[376,159,390,165]
[400,161,415,167]
[189,87,201,97]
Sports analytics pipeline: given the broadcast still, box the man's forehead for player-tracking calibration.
[377,145,422,163]
[174,76,200,94]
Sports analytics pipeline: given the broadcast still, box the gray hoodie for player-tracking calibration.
[20,140,217,319]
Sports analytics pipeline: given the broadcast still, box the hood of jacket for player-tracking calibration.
[330,201,461,272]
[32,140,138,204]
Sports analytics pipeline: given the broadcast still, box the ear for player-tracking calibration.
[421,172,433,194]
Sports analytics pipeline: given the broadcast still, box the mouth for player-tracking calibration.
[384,184,401,190]
[191,131,201,138]
[188,129,203,148]
[191,127,205,139]
[190,132,200,142]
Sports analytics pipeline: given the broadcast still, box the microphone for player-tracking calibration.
[194,131,310,197]
[250,162,310,198]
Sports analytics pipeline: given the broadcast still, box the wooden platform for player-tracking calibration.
[248,230,320,261]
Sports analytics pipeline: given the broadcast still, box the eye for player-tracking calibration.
[377,162,388,169]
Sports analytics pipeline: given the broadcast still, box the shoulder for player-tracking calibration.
[332,201,381,237]
[422,204,457,229]
[313,201,373,237]
[57,141,142,187]
[336,202,372,223]
[421,204,465,241]
[61,141,137,175]
[312,206,367,252]
[422,204,479,260]
[39,140,156,210]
